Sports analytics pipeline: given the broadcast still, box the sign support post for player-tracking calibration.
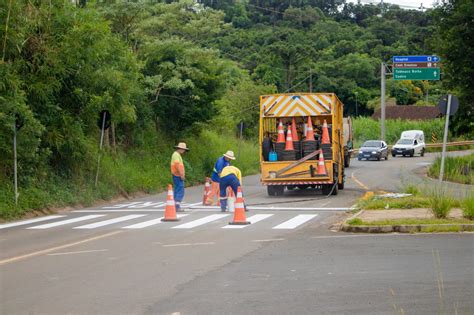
[439,94,452,182]
[95,111,107,187]
[13,121,18,206]
[380,62,386,141]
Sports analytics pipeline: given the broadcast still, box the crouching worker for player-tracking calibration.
[219,165,247,212]
[207,151,235,205]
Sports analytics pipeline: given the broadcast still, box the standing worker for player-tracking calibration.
[219,165,247,212]
[170,142,189,211]
[207,151,235,205]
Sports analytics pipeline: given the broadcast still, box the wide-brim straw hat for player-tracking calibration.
[223,150,236,160]
[175,142,190,151]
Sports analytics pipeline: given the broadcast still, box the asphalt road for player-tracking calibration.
[1,151,472,314]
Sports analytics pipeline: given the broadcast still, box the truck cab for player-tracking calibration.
[392,130,426,157]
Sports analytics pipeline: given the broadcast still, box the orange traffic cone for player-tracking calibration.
[161,185,180,222]
[229,187,250,225]
[285,129,294,151]
[202,177,211,205]
[277,121,285,143]
[317,151,327,176]
[306,116,315,141]
[321,120,330,144]
[291,118,299,141]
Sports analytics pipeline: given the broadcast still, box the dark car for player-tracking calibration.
[357,140,389,161]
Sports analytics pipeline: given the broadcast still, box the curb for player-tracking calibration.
[341,224,474,233]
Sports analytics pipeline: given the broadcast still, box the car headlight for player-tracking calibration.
[371,151,377,154]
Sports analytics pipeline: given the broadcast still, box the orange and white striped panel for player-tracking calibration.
[261,94,333,117]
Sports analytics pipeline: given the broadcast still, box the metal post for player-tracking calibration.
[13,122,18,206]
[237,121,244,160]
[380,62,386,141]
[309,69,312,93]
[95,111,107,187]
[439,94,452,182]
[425,81,429,104]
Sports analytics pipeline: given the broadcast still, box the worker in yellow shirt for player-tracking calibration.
[170,142,189,211]
[219,165,247,212]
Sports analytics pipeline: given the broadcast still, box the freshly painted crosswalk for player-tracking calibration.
[272,214,318,229]
[3,212,320,231]
[27,215,106,229]
[74,214,147,229]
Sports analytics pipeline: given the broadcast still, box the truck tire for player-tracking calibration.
[321,184,331,195]
[344,154,350,168]
[338,179,345,190]
[267,185,284,196]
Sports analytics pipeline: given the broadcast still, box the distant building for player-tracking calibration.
[372,106,443,120]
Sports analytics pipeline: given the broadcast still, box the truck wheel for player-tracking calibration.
[420,148,425,157]
[267,185,284,196]
[338,179,344,190]
[321,184,331,195]
[344,155,350,168]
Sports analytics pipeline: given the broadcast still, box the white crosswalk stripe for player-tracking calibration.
[0,215,66,229]
[122,214,189,229]
[74,214,147,229]
[222,214,274,229]
[172,214,229,229]
[27,215,106,229]
[272,214,318,229]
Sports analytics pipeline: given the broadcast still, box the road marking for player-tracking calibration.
[272,214,318,229]
[252,238,285,242]
[351,172,369,190]
[162,242,215,247]
[127,202,164,209]
[223,214,274,229]
[0,215,66,229]
[188,202,202,206]
[47,249,109,256]
[74,214,147,229]
[73,209,164,213]
[249,206,351,211]
[122,214,189,229]
[102,202,142,209]
[27,215,106,229]
[0,231,123,266]
[172,214,229,229]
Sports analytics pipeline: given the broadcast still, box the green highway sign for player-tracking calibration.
[393,68,440,80]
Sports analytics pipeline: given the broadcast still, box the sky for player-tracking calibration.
[346,0,435,9]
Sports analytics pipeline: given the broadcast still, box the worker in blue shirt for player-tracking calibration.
[219,165,247,212]
[206,151,235,206]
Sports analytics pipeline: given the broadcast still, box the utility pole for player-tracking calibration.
[439,94,452,182]
[380,62,386,141]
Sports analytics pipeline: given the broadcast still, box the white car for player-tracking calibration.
[392,130,425,157]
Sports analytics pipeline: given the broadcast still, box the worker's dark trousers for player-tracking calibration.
[219,174,240,211]
[173,175,184,209]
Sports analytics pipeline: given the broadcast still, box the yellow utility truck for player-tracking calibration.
[259,93,345,196]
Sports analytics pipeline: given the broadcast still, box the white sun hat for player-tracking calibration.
[223,150,236,160]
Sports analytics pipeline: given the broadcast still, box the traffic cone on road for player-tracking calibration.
[321,120,330,144]
[202,177,211,205]
[277,121,285,143]
[285,129,294,151]
[291,118,299,141]
[317,151,327,176]
[305,116,315,141]
[161,185,180,222]
[229,187,250,225]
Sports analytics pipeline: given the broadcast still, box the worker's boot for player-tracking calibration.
[220,199,227,212]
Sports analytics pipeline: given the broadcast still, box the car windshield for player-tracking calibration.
[362,141,381,147]
[397,139,413,145]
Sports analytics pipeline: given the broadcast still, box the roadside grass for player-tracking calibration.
[461,194,474,219]
[427,188,454,218]
[427,153,474,184]
[0,130,259,221]
[347,218,473,226]
[356,195,431,210]
[353,117,444,146]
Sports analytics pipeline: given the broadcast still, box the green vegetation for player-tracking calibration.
[357,195,431,210]
[0,1,472,219]
[428,154,474,185]
[428,192,453,219]
[461,194,474,220]
[353,117,445,146]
